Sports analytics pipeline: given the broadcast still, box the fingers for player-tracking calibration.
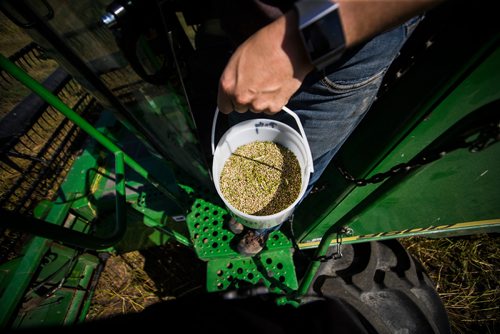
[218,76,251,114]
[217,93,250,114]
[217,81,233,114]
[218,92,287,115]
[232,100,248,113]
[217,75,288,115]
[217,83,253,114]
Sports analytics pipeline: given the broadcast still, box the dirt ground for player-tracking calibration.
[86,243,206,319]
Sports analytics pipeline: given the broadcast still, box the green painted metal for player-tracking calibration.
[129,178,193,247]
[77,257,106,324]
[0,55,196,250]
[0,54,186,213]
[1,207,99,329]
[185,198,292,259]
[342,46,500,230]
[186,198,236,259]
[296,229,337,297]
[0,237,49,329]
[53,127,103,224]
[184,197,298,293]
[298,220,500,251]
[295,40,500,245]
[114,151,126,238]
[0,150,128,250]
[206,249,298,294]
[9,244,99,329]
[146,219,192,247]
[289,39,500,298]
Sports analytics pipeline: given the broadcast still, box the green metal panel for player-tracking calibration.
[298,43,500,245]
[0,237,48,328]
[10,244,99,329]
[0,231,97,329]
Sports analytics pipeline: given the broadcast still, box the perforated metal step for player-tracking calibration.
[185,198,298,293]
[206,248,298,293]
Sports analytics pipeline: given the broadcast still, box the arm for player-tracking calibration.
[217,0,443,115]
[339,0,441,47]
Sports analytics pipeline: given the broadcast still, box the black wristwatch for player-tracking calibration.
[295,0,346,70]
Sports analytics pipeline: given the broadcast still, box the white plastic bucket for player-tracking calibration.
[211,106,314,229]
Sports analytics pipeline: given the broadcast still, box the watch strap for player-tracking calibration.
[295,0,346,70]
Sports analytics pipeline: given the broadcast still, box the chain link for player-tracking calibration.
[314,226,349,262]
[336,119,499,186]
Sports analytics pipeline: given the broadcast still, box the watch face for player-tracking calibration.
[301,9,345,63]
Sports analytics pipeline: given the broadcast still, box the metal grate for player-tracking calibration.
[185,197,298,294]
[206,249,298,293]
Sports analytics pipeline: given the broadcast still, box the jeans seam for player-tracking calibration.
[320,68,386,92]
[404,14,424,37]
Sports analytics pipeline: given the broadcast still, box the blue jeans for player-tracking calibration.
[230,16,422,235]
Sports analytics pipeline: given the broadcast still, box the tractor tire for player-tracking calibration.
[304,239,451,334]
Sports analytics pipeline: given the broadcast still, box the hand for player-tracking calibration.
[217,10,314,115]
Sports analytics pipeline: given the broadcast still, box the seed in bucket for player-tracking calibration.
[219,141,301,216]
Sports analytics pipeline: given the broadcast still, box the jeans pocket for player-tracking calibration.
[319,68,386,93]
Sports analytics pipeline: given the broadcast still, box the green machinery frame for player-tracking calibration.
[0,1,499,329]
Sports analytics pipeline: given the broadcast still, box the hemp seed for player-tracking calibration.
[219,141,302,215]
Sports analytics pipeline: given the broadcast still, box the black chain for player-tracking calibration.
[335,119,499,186]
[289,214,349,262]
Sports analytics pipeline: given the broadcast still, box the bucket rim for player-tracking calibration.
[211,106,314,174]
[212,119,310,225]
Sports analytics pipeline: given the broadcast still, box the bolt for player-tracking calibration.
[339,226,353,236]
[101,13,116,27]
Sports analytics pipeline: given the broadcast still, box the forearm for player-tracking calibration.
[336,0,443,48]
[287,0,443,74]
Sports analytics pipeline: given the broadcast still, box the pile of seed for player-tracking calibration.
[219,141,302,216]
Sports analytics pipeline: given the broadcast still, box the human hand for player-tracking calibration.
[217,10,314,115]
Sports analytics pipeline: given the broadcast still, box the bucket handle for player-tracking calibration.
[281,106,314,173]
[211,107,314,174]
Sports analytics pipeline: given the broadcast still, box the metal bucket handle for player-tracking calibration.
[211,106,314,174]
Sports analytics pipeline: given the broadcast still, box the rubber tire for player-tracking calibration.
[303,239,451,334]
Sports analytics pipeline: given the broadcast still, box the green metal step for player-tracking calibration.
[206,249,298,293]
[185,197,298,294]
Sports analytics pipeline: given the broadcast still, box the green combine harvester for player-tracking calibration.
[0,0,498,332]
